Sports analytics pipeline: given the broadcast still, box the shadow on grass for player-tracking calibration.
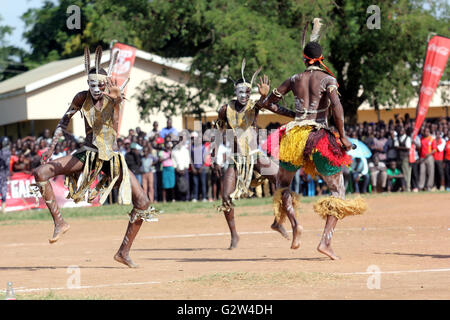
[134,247,227,252]
[374,252,450,259]
[0,265,123,271]
[143,257,327,262]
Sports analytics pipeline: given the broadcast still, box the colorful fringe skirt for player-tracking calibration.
[263,123,351,177]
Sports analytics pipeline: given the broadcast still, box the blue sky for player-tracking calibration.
[2,0,52,51]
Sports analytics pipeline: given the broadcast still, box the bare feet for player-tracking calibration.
[228,235,240,250]
[290,225,303,250]
[271,222,290,240]
[114,252,139,268]
[317,242,340,260]
[48,221,70,244]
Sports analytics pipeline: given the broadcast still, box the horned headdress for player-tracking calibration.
[235,58,262,90]
[84,45,119,83]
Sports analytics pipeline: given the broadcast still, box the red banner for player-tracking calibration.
[0,172,98,213]
[409,35,450,163]
[110,43,137,133]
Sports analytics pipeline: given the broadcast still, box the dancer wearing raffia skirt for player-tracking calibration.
[259,37,367,260]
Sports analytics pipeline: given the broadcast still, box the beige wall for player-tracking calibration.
[0,58,191,138]
[357,106,449,123]
[0,93,27,126]
[115,58,192,136]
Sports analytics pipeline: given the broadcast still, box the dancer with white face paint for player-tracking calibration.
[215,59,296,249]
[32,46,157,268]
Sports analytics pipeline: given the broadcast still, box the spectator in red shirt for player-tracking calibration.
[418,127,437,191]
[444,131,450,191]
[433,130,446,191]
[9,146,18,173]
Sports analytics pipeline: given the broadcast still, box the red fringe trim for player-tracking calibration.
[262,127,285,159]
[314,134,352,167]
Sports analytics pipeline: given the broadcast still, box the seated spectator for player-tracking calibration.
[369,154,387,193]
[50,144,66,160]
[12,154,31,174]
[37,140,48,158]
[386,161,406,192]
[30,145,41,170]
[37,129,52,146]
[351,157,370,194]
[9,146,18,172]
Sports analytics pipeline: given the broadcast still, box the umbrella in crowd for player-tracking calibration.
[347,138,372,158]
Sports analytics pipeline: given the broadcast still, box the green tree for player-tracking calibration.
[326,0,449,122]
[16,0,450,122]
[0,16,27,81]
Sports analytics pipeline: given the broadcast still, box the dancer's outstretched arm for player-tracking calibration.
[256,76,295,118]
[41,92,86,164]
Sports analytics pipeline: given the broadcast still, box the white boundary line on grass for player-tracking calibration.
[336,268,450,275]
[0,281,161,294]
[1,225,444,247]
[2,268,450,295]
[137,225,436,240]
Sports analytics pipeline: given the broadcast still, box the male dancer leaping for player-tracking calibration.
[258,28,367,260]
[32,46,158,267]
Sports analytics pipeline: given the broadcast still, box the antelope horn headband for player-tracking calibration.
[236,58,262,89]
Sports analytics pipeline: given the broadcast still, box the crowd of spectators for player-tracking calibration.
[2,114,450,204]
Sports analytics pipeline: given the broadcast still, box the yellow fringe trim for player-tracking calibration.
[272,188,301,224]
[279,126,313,167]
[313,196,368,220]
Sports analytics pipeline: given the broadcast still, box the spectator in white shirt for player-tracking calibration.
[172,138,191,201]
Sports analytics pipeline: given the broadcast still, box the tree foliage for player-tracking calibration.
[2,0,449,122]
[0,16,27,81]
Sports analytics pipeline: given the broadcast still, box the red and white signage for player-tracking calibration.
[110,42,137,133]
[409,35,450,163]
[0,172,98,212]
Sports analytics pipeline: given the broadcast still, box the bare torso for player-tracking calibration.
[289,67,338,125]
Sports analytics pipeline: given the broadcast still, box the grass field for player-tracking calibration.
[0,191,449,300]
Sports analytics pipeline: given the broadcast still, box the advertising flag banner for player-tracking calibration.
[409,35,450,163]
[110,43,137,133]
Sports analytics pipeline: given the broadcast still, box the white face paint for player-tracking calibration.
[235,84,251,105]
[88,80,105,100]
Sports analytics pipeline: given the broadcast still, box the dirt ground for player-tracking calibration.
[0,192,449,300]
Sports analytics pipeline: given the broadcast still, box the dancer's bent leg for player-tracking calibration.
[114,170,150,268]
[317,172,345,260]
[32,155,84,243]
